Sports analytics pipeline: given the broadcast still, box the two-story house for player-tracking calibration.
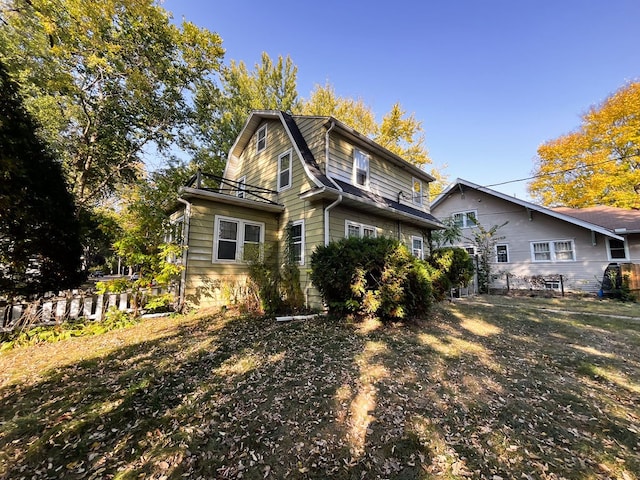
[431,178,640,294]
[172,110,443,310]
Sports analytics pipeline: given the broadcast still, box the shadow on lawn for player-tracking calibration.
[409,301,640,478]
[0,302,639,479]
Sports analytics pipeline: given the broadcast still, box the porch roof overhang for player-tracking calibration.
[179,187,286,213]
[300,185,444,230]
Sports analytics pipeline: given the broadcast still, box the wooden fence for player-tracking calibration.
[1,287,174,332]
[621,263,640,294]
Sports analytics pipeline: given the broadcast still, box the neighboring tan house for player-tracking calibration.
[172,110,443,310]
[431,178,640,294]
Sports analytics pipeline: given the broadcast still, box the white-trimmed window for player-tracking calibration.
[290,220,304,265]
[256,125,267,152]
[353,149,370,188]
[496,244,509,263]
[465,246,476,256]
[214,216,264,262]
[530,240,575,262]
[452,211,477,229]
[346,220,376,238]
[607,238,628,261]
[412,236,424,259]
[412,178,423,206]
[236,176,246,198]
[278,150,292,191]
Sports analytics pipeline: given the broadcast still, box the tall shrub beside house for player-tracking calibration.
[310,237,432,321]
[428,247,475,300]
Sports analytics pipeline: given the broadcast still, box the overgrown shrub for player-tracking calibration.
[310,236,432,321]
[428,247,475,300]
[247,224,305,316]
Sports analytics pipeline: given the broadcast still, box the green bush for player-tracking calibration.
[428,247,475,300]
[310,236,433,321]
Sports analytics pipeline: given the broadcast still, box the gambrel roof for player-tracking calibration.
[432,178,624,241]
[224,110,442,230]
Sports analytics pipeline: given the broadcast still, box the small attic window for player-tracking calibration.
[256,125,267,152]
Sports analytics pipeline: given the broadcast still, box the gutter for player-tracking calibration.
[176,197,191,310]
[324,120,342,245]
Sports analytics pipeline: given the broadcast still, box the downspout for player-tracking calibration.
[324,120,342,245]
[177,196,191,310]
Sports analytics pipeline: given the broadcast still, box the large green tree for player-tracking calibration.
[529,81,640,208]
[190,52,300,175]
[0,63,83,297]
[0,0,225,206]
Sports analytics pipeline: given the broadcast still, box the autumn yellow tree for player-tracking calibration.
[299,83,377,137]
[299,83,447,197]
[529,82,640,208]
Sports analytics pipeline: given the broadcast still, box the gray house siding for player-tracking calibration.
[432,186,634,294]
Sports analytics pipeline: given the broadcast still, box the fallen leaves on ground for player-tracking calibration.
[0,297,639,479]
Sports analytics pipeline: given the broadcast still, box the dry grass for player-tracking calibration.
[0,297,639,479]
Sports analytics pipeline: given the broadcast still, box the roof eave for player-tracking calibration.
[301,187,444,230]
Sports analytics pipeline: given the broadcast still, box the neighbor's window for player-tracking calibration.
[353,149,370,187]
[214,216,264,262]
[290,220,304,265]
[346,220,376,238]
[607,238,628,260]
[236,176,246,198]
[278,150,292,191]
[412,236,424,260]
[412,178,423,206]
[531,240,575,262]
[256,124,267,152]
[452,211,477,228]
[496,244,509,263]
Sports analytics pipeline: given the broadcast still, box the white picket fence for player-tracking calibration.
[1,287,174,332]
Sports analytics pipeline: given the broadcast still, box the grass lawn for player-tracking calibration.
[0,295,639,479]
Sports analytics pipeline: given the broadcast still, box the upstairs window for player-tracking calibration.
[278,150,292,191]
[346,221,376,238]
[531,240,575,262]
[452,211,477,229]
[412,236,424,260]
[496,244,509,263]
[353,149,370,188]
[236,176,246,198]
[256,125,267,152]
[607,238,628,260]
[412,178,423,206]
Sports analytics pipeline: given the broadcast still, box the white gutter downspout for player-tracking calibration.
[324,120,342,245]
[176,196,192,310]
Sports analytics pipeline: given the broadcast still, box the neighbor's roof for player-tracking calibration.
[432,178,624,241]
[552,206,640,234]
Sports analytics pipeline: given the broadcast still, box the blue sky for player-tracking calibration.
[162,0,639,200]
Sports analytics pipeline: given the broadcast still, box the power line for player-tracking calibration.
[484,155,635,188]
